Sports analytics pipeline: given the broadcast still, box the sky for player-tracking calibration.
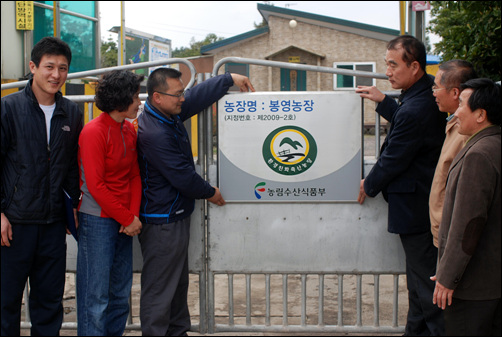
[98,1,439,51]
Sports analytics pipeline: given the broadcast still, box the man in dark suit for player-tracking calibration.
[432,78,501,336]
[356,35,446,335]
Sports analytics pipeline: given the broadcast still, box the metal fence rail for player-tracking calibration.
[0,58,197,91]
[209,272,405,334]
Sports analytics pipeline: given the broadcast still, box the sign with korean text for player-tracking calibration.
[218,92,362,202]
[16,1,34,30]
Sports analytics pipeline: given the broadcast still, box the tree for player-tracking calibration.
[427,1,501,80]
[101,38,118,68]
[172,33,225,58]
[254,18,268,29]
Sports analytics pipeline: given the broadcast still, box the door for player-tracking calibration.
[280,68,306,91]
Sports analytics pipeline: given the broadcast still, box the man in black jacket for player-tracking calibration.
[1,37,83,336]
[356,35,446,335]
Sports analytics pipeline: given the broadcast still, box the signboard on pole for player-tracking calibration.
[412,1,431,11]
[16,1,34,30]
[148,40,172,74]
[110,26,171,75]
[218,92,362,202]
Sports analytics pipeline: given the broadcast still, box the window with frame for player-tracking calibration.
[333,62,376,89]
[34,1,97,73]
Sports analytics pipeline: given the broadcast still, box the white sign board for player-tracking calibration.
[218,92,362,202]
[148,40,171,74]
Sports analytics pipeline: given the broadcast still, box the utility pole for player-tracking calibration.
[408,1,429,42]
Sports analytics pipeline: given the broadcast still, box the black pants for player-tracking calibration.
[445,298,501,336]
[139,217,191,336]
[1,222,66,336]
[400,232,445,336]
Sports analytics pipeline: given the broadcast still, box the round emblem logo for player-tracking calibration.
[262,126,317,176]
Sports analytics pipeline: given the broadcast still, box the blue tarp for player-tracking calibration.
[427,54,442,65]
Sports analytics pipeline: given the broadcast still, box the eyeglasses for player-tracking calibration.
[155,90,185,99]
[432,85,448,93]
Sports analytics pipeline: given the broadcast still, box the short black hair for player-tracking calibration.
[147,67,182,97]
[95,70,144,113]
[460,78,501,126]
[31,37,72,67]
[387,35,426,72]
[439,59,478,89]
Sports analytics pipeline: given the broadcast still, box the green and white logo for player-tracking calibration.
[262,126,317,176]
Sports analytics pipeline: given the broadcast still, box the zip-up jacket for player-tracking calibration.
[364,74,446,234]
[1,80,83,224]
[78,112,141,226]
[137,72,234,224]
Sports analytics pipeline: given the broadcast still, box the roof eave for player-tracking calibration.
[201,26,269,54]
[257,3,400,41]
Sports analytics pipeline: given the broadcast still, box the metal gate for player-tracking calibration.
[2,58,407,334]
[202,58,406,334]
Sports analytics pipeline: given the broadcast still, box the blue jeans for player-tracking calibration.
[77,213,132,336]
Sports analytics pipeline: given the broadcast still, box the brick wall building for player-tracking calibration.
[201,3,401,127]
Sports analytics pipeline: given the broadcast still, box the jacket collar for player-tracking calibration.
[144,99,178,125]
[445,115,458,133]
[465,125,501,146]
[398,73,434,105]
[450,125,501,171]
[98,111,124,128]
[24,79,66,116]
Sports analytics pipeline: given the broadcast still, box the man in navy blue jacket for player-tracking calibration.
[137,68,254,336]
[356,35,446,335]
[1,37,82,336]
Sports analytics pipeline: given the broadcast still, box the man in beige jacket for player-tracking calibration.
[429,60,477,247]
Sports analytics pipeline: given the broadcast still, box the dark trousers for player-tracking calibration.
[1,222,66,336]
[445,298,501,336]
[400,232,445,336]
[139,217,191,336]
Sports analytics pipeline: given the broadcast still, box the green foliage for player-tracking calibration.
[172,33,225,58]
[100,38,118,68]
[427,1,501,80]
[255,1,272,28]
[254,19,268,29]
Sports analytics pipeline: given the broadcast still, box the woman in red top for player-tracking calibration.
[76,70,143,336]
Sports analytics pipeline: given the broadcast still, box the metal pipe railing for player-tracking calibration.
[1,59,197,91]
[211,57,388,79]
